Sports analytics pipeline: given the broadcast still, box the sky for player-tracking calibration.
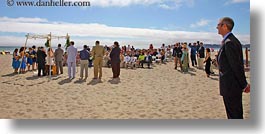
[0,0,250,48]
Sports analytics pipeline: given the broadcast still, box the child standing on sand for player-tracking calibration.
[12,48,20,73]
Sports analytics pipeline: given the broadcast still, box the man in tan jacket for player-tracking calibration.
[91,41,105,79]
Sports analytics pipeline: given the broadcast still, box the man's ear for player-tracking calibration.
[223,24,229,31]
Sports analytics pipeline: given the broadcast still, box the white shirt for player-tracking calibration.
[124,55,131,63]
[130,57,136,63]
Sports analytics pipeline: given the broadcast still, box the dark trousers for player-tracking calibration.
[140,60,151,68]
[88,59,93,67]
[205,62,211,75]
[38,64,46,76]
[111,62,120,78]
[190,54,197,66]
[223,95,243,119]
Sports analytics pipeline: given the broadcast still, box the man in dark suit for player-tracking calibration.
[110,41,121,79]
[36,47,47,76]
[143,51,152,69]
[216,17,250,119]
[172,43,182,70]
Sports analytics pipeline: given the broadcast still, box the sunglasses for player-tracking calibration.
[217,23,224,27]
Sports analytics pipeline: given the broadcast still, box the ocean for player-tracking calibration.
[204,44,250,50]
[0,46,19,54]
[0,44,250,54]
[0,45,84,54]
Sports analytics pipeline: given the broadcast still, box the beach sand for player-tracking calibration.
[0,54,250,119]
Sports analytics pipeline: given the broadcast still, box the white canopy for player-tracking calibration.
[23,33,70,80]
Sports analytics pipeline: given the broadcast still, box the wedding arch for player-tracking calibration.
[23,33,70,80]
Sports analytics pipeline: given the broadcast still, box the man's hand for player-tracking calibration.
[244,84,250,93]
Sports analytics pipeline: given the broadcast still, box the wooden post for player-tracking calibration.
[245,47,249,67]
[49,32,52,80]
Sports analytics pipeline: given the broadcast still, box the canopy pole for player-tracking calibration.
[49,32,52,80]
[21,33,70,81]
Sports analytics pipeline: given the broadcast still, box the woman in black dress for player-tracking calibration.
[204,48,211,77]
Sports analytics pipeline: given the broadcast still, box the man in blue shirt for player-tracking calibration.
[79,45,90,80]
[189,42,197,67]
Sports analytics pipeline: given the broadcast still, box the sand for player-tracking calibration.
[0,54,250,119]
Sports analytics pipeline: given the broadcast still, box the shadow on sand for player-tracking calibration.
[58,78,72,85]
[25,76,40,80]
[1,72,18,77]
[74,79,87,84]
[87,79,102,85]
[108,78,120,84]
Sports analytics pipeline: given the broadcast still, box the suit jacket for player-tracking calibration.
[217,33,247,97]
[67,45,77,63]
[172,47,183,58]
[54,47,64,62]
[197,46,205,58]
[92,45,105,59]
[110,47,121,64]
[144,55,152,62]
[36,50,47,67]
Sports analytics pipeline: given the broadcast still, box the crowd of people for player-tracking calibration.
[12,44,65,76]
[11,39,217,80]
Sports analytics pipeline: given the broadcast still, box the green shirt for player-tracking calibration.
[138,55,145,61]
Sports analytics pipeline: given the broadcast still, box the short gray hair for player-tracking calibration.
[221,17,234,31]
